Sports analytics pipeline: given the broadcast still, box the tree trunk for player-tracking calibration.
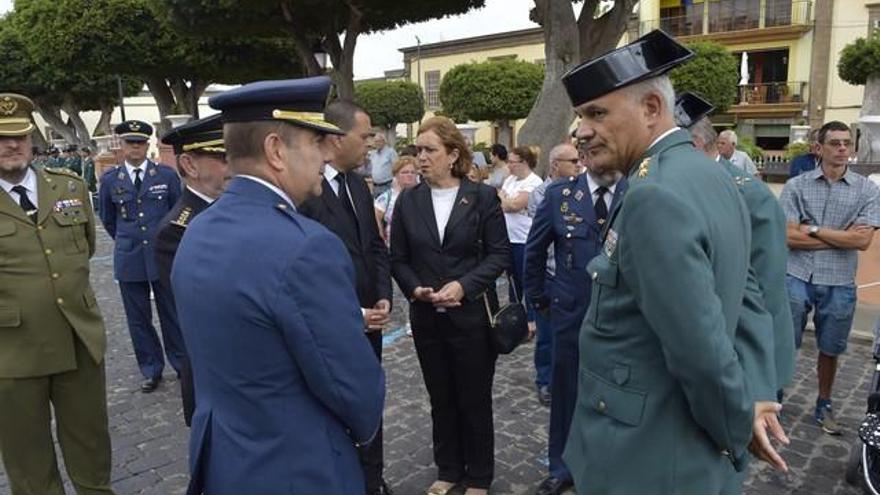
[384,127,397,147]
[93,103,114,137]
[35,104,79,147]
[62,102,92,147]
[516,0,579,176]
[858,74,880,163]
[496,120,514,149]
[146,77,178,136]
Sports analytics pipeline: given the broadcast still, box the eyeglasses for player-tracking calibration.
[554,158,579,164]
[825,139,853,148]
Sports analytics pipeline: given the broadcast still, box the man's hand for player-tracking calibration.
[412,287,435,302]
[748,401,789,472]
[431,281,465,309]
[364,299,391,333]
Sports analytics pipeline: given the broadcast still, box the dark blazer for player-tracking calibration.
[154,186,211,427]
[300,170,391,308]
[390,178,510,330]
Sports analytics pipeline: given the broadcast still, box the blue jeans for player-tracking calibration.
[786,275,857,357]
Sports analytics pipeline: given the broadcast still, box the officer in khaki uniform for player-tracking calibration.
[560,32,782,494]
[0,93,114,494]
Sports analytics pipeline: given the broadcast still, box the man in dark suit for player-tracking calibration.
[299,100,393,495]
[154,114,230,426]
[172,76,385,495]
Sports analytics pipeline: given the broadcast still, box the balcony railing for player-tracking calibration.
[642,0,812,38]
[733,81,808,105]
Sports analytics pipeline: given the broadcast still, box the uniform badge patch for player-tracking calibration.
[117,171,126,180]
[562,188,571,197]
[574,190,584,201]
[149,168,157,177]
[171,206,193,227]
[560,201,570,214]
[53,198,83,212]
[67,181,77,193]
[637,157,652,179]
[603,228,619,257]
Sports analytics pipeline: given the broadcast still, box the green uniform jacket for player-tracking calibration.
[563,130,755,494]
[0,167,105,378]
[721,159,796,396]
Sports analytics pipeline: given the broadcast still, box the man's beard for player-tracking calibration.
[587,169,621,187]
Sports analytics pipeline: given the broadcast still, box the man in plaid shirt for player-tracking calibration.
[780,120,880,435]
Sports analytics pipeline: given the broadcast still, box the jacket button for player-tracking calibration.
[721,449,731,457]
[51,273,59,279]
[137,199,142,204]
[566,233,572,239]
[142,240,149,245]
[138,212,144,218]
[56,298,64,305]
[37,225,44,231]
[592,272,598,280]
[597,400,607,412]
[141,226,147,231]
[44,248,53,255]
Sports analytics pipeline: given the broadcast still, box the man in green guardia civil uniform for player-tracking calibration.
[560,31,785,494]
[0,93,115,495]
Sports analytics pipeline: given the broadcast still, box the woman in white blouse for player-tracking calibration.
[498,146,543,326]
[390,117,509,495]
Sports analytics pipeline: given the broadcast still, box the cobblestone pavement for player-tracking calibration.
[1,230,877,494]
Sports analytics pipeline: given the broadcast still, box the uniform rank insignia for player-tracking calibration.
[734,176,751,186]
[149,168,157,177]
[171,206,193,227]
[53,198,83,212]
[560,201,570,214]
[603,228,619,257]
[117,171,126,180]
[562,188,571,197]
[574,190,584,201]
[68,181,77,193]
[637,157,651,179]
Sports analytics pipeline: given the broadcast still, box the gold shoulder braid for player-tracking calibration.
[637,157,652,179]
[170,206,193,228]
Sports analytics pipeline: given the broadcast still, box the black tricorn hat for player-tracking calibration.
[161,114,225,155]
[562,30,694,107]
[674,92,715,129]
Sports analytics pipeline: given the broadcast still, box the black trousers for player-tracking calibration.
[359,330,384,493]
[412,310,497,489]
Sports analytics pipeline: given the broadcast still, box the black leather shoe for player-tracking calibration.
[537,385,551,407]
[535,477,572,495]
[141,376,161,393]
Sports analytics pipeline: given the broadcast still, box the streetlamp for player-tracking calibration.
[312,40,329,71]
[416,36,422,95]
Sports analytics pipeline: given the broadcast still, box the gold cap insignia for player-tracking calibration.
[130,122,141,131]
[0,96,18,116]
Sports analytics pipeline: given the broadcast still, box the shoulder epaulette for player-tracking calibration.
[45,167,81,178]
[170,206,193,228]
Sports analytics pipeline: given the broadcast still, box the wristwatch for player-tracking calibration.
[808,225,820,238]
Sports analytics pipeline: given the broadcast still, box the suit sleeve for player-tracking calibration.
[155,223,184,292]
[83,178,97,257]
[735,268,778,402]
[524,189,553,307]
[98,175,116,239]
[390,190,422,299]
[363,182,392,303]
[618,184,753,464]
[275,230,385,444]
[458,189,510,300]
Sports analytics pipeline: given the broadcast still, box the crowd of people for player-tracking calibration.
[0,28,878,495]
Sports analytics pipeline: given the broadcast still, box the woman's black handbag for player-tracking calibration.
[482,274,528,355]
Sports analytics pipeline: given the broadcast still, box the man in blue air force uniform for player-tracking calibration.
[98,120,183,393]
[171,76,385,495]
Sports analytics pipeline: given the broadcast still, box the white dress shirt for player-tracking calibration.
[323,164,357,217]
[0,167,38,211]
[125,160,149,183]
[585,173,617,208]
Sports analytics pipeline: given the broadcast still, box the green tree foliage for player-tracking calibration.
[838,35,880,86]
[355,80,424,132]
[439,59,544,123]
[157,0,486,99]
[13,0,303,129]
[0,14,141,145]
[669,41,739,114]
[784,140,811,161]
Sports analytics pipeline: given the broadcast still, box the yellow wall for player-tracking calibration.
[409,42,545,145]
[824,0,869,125]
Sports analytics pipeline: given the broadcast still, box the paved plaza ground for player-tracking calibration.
[1,229,878,494]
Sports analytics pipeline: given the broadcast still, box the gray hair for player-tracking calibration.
[623,75,675,116]
[718,129,738,145]
[689,117,718,152]
[548,143,576,162]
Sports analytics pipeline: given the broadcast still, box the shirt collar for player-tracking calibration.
[810,163,853,184]
[323,163,341,183]
[0,167,37,195]
[585,171,618,196]
[236,174,297,210]
[186,185,216,204]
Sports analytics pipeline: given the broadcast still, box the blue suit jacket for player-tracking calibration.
[98,161,181,281]
[171,177,385,495]
[524,174,627,331]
